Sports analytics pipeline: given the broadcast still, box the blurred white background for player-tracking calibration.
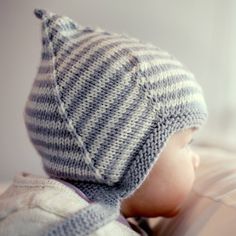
[0,0,235,182]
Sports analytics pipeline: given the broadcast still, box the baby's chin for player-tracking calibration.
[163,205,182,218]
[163,187,194,218]
[136,204,182,218]
[162,196,190,218]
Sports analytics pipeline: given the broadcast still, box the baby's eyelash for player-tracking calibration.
[183,138,195,148]
[188,138,194,145]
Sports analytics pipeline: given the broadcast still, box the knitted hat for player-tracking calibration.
[24,8,208,235]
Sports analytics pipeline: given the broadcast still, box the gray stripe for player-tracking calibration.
[150,72,195,89]
[31,138,85,162]
[33,78,54,87]
[25,107,63,122]
[154,86,202,104]
[24,113,63,130]
[25,122,70,140]
[53,31,98,57]
[29,93,55,103]
[42,25,78,48]
[42,156,94,180]
[43,164,93,181]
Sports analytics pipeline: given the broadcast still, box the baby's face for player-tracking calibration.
[120,127,199,218]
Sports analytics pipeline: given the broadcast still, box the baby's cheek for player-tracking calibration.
[153,161,195,217]
[174,159,196,203]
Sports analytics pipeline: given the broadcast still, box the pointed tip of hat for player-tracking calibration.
[34,8,48,20]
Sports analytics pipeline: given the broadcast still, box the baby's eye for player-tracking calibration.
[183,138,194,148]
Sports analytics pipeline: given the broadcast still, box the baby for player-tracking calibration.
[0,8,208,236]
[121,127,200,219]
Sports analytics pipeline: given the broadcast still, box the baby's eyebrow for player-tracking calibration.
[191,127,198,132]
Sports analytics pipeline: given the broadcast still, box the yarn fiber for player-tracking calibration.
[23,8,208,236]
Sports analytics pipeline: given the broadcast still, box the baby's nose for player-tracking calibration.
[192,152,200,171]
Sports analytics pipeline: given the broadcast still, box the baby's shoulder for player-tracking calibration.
[0,172,140,236]
[0,172,89,216]
[0,172,89,236]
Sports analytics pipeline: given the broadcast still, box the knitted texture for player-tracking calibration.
[24,8,208,235]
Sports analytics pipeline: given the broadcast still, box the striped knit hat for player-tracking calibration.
[24,8,208,236]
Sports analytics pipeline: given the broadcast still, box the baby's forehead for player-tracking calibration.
[173,127,197,140]
[181,127,197,134]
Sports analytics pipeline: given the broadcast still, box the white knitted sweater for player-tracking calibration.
[0,172,142,236]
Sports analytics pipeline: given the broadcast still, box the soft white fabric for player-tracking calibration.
[0,172,139,236]
[151,145,236,236]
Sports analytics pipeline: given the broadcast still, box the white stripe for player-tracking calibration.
[132,48,171,58]
[25,100,56,112]
[39,59,53,68]
[29,86,53,97]
[35,143,81,163]
[139,68,195,85]
[55,30,104,62]
[24,113,64,130]
[43,20,96,52]
[140,58,183,70]
[42,157,94,178]
[34,71,52,81]
[27,129,72,146]
[149,80,202,97]
[165,93,206,108]
[55,18,79,37]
